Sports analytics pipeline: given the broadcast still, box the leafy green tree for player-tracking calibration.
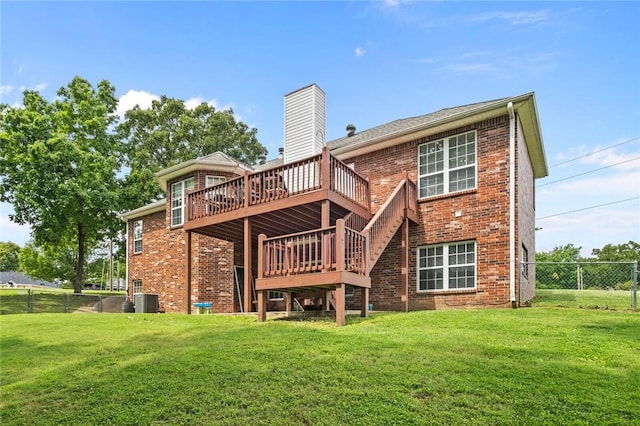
[591,241,640,262]
[0,241,21,271]
[536,244,582,263]
[0,77,122,293]
[535,244,583,289]
[18,239,76,284]
[117,96,267,207]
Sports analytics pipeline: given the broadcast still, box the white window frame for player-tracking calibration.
[521,244,529,278]
[133,220,142,254]
[132,279,143,295]
[417,241,476,292]
[206,175,226,190]
[418,130,477,198]
[171,177,194,227]
[268,291,285,301]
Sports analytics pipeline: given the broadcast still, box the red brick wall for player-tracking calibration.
[516,115,536,304]
[344,115,516,310]
[127,171,241,314]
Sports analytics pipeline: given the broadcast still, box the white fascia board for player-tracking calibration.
[121,199,166,221]
[331,93,548,179]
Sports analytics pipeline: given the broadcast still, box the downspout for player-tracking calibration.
[508,102,516,305]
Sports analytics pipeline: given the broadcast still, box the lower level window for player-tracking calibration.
[133,279,142,294]
[418,241,476,291]
[268,291,285,301]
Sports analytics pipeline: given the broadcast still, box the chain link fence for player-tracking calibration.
[531,261,638,311]
[0,288,126,315]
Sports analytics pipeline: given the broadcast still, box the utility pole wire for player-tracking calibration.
[550,136,640,168]
[537,156,640,187]
[536,196,640,220]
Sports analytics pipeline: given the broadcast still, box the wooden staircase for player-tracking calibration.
[361,175,418,274]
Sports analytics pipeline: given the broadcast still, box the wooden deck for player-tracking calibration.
[183,147,418,325]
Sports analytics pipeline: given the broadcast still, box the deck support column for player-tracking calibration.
[257,290,266,322]
[285,292,292,315]
[335,283,346,326]
[244,217,252,313]
[360,287,369,318]
[185,231,192,314]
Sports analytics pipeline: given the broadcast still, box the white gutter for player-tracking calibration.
[508,102,516,304]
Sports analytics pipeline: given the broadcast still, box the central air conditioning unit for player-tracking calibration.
[134,294,158,313]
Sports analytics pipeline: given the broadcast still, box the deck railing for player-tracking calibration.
[361,175,414,272]
[258,219,367,279]
[187,147,370,221]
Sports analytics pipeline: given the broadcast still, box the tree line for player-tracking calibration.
[535,241,639,290]
[0,76,267,292]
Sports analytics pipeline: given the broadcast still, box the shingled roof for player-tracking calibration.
[327,98,508,151]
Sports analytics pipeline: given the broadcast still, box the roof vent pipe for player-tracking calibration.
[278,147,284,159]
[258,155,266,165]
[346,124,356,137]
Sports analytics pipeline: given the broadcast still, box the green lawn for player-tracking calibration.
[0,288,125,315]
[534,288,635,311]
[1,308,638,425]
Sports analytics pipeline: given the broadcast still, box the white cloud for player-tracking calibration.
[116,89,159,118]
[447,63,497,74]
[33,83,48,92]
[468,10,551,26]
[0,85,13,96]
[355,47,366,57]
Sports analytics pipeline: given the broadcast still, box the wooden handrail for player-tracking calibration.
[186,149,370,221]
[258,219,367,279]
[361,179,409,273]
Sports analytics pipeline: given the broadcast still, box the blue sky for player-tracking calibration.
[1,1,639,256]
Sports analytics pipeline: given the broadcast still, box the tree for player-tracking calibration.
[536,244,582,263]
[535,244,583,289]
[117,96,267,207]
[18,239,76,284]
[591,241,640,262]
[0,241,21,271]
[0,77,122,293]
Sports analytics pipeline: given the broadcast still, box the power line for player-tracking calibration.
[537,156,640,187]
[536,196,640,220]
[549,136,640,168]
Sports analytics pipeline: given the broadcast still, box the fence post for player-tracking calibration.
[27,289,33,313]
[633,260,638,312]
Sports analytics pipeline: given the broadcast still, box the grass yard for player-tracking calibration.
[1,308,638,425]
[0,288,125,315]
[534,288,635,311]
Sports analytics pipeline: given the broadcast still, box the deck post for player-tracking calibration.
[244,170,251,207]
[257,290,266,322]
[244,217,252,313]
[361,287,369,318]
[285,292,292,315]
[321,146,331,191]
[335,283,346,326]
[336,219,345,271]
[186,230,192,314]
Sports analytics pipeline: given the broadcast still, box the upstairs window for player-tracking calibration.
[418,241,476,291]
[171,177,194,227]
[206,175,226,188]
[418,130,476,198]
[133,220,142,254]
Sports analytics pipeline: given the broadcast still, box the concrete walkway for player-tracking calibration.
[74,295,126,313]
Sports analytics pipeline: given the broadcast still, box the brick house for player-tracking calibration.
[122,84,547,325]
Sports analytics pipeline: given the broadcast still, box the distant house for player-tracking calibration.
[122,84,548,325]
[0,271,55,287]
